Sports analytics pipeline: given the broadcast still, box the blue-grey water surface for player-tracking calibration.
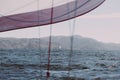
[0,49,120,80]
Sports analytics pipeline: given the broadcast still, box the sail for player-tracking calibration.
[0,0,105,32]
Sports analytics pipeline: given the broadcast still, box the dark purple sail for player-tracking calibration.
[0,0,105,32]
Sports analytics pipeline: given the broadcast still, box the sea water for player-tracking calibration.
[0,49,120,80]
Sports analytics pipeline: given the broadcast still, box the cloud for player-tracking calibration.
[80,13,120,19]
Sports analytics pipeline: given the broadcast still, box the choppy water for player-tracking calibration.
[0,49,120,80]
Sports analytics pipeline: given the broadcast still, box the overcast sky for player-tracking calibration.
[0,0,120,43]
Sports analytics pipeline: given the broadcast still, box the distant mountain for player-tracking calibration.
[0,35,120,50]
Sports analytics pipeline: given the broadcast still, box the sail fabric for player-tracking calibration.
[0,0,105,32]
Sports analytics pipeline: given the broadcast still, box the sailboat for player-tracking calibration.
[0,0,105,79]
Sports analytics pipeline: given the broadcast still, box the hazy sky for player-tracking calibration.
[0,0,120,43]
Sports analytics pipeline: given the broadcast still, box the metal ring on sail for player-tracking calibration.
[0,0,105,32]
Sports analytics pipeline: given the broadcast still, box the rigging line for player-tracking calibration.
[37,0,43,79]
[68,0,77,78]
[46,0,54,79]
[67,0,72,77]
